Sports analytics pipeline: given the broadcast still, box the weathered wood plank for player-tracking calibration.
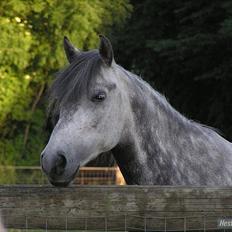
[0,185,232,230]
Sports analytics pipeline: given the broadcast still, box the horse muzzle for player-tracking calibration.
[41,151,80,187]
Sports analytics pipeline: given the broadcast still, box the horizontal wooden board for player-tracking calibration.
[1,185,232,230]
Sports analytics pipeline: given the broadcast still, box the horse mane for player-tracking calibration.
[120,66,224,139]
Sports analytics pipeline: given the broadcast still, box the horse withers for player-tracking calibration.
[41,35,232,187]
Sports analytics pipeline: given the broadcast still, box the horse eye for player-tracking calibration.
[92,92,106,102]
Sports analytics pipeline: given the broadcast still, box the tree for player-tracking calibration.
[0,0,131,165]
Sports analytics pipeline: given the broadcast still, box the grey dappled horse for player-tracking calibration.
[41,35,232,187]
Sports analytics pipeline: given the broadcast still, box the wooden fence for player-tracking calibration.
[1,185,232,231]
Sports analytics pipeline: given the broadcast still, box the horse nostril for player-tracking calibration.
[53,153,67,176]
[56,153,67,169]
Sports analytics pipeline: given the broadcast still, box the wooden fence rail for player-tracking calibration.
[0,185,232,231]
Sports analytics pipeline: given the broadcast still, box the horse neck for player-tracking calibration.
[112,68,190,185]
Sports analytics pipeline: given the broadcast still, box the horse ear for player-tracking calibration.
[63,36,80,63]
[99,35,114,66]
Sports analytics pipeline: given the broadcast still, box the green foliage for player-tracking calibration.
[0,167,16,184]
[0,0,131,165]
[0,166,48,184]
[113,0,232,140]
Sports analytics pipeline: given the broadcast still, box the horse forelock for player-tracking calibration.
[48,50,103,121]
